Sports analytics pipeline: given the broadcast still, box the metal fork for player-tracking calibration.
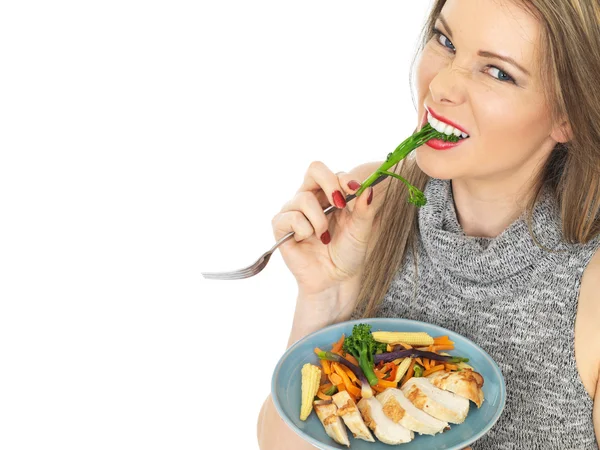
[201,174,387,280]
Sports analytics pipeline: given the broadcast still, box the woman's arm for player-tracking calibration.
[594,376,600,444]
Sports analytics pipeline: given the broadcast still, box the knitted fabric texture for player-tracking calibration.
[374,177,599,449]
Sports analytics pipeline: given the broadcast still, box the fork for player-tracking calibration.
[201,174,388,280]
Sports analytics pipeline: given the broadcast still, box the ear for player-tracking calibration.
[550,119,572,144]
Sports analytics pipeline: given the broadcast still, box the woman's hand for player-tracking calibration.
[271,161,379,309]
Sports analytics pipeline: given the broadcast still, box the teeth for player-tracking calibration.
[428,112,469,138]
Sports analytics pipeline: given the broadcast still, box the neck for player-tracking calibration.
[451,174,538,238]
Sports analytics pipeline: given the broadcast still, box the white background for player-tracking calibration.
[0,1,432,449]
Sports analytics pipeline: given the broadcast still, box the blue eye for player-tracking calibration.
[487,66,514,83]
[433,27,455,51]
[438,32,455,51]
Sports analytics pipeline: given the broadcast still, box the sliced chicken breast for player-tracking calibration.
[332,391,375,442]
[376,387,448,435]
[312,400,350,447]
[401,377,470,424]
[427,369,485,407]
[357,397,414,445]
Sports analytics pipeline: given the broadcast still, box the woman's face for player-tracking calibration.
[414,0,567,183]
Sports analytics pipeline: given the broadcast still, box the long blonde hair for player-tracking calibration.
[355,0,600,318]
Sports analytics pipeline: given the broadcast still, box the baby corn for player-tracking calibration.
[372,331,434,347]
[394,357,413,383]
[300,363,322,420]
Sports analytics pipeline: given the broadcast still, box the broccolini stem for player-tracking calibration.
[354,123,456,199]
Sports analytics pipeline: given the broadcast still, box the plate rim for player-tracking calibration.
[271,317,507,450]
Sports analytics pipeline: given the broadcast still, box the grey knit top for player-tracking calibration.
[376,177,599,449]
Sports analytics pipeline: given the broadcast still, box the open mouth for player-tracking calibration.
[422,108,470,140]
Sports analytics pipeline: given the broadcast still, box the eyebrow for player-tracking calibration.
[437,14,531,77]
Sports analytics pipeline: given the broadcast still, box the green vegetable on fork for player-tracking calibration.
[354,123,460,206]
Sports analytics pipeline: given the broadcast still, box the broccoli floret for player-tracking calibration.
[342,324,383,386]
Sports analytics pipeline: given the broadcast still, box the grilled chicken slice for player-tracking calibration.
[401,377,470,424]
[332,391,375,442]
[357,397,414,444]
[376,387,448,435]
[427,369,485,407]
[312,400,350,447]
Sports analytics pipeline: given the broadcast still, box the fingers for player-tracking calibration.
[276,191,330,242]
[271,210,321,243]
[298,161,347,210]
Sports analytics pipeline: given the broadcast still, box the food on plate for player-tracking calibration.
[376,387,448,435]
[313,400,350,447]
[300,323,485,446]
[357,397,414,444]
[401,377,470,424]
[300,363,321,421]
[427,368,485,407]
[332,390,375,442]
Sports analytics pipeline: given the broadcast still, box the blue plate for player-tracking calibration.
[271,318,506,450]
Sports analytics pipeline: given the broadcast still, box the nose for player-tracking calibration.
[429,60,469,106]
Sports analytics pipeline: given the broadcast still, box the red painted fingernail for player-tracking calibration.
[367,187,374,205]
[347,180,361,191]
[320,230,331,245]
[332,190,346,208]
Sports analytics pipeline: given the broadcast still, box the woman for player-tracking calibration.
[257,0,600,448]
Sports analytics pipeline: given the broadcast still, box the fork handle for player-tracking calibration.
[270,174,388,252]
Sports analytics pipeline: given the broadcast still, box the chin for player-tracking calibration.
[414,146,456,180]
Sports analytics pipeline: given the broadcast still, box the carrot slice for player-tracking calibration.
[401,359,416,387]
[316,390,332,400]
[343,366,358,384]
[423,365,445,377]
[433,344,455,351]
[333,363,362,399]
[331,334,345,353]
[444,363,458,371]
[375,378,397,389]
[423,358,431,371]
[329,372,343,385]
[320,359,331,375]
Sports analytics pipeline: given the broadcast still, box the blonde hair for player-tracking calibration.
[355,0,600,318]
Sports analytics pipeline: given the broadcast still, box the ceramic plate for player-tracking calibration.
[271,318,506,449]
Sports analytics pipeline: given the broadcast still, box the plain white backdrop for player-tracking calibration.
[1,1,432,448]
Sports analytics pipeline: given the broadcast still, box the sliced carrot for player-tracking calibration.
[415,357,424,367]
[329,372,343,385]
[331,334,345,353]
[401,359,416,387]
[430,359,436,367]
[343,366,358,384]
[316,390,332,400]
[444,363,458,371]
[375,378,397,389]
[319,382,333,391]
[433,335,450,345]
[374,368,387,380]
[372,383,387,394]
[432,344,455,351]
[314,347,323,355]
[322,359,331,374]
[423,365,445,377]
[423,358,431,371]
[333,363,362,399]
[336,383,347,392]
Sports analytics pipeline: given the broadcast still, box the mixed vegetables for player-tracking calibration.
[300,323,474,422]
